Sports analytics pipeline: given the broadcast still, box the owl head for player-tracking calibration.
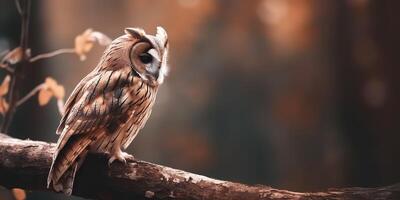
[125,26,169,85]
[100,26,169,86]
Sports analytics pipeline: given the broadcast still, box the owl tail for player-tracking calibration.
[52,161,79,195]
[47,133,94,195]
[47,149,88,195]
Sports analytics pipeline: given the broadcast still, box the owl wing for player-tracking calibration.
[48,68,139,187]
[55,72,91,135]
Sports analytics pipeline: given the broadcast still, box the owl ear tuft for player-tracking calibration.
[124,28,146,39]
[156,26,168,47]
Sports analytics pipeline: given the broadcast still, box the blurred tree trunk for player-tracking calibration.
[371,0,400,183]
[330,0,400,186]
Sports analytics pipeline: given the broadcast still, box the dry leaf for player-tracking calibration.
[38,89,52,106]
[1,47,23,66]
[12,188,26,200]
[75,29,111,61]
[0,75,11,117]
[38,77,65,106]
[45,77,65,100]
[44,77,58,88]
[0,75,11,96]
[75,29,94,61]
[0,97,9,115]
[90,31,112,46]
[53,85,65,100]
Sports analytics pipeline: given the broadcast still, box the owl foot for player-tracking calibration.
[108,151,133,166]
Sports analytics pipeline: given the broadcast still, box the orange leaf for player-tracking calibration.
[89,31,112,46]
[0,97,9,115]
[44,77,65,100]
[74,29,111,61]
[12,188,26,200]
[52,85,65,100]
[0,75,10,96]
[1,47,23,65]
[75,29,94,61]
[44,77,58,89]
[38,88,52,106]
[38,77,65,106]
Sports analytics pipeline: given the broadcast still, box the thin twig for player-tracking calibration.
[29,48,75,63]
[0,64,15,74]
[15,0,22,15]
[56,99,65,116]
[16,83,45,107]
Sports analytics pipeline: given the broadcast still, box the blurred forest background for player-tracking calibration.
[0,0,399,199]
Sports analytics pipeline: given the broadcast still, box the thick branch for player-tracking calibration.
[0,134,398,200]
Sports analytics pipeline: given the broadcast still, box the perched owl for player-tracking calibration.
[47,27,169,195]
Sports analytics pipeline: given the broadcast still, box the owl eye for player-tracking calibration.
[139,53,153,64]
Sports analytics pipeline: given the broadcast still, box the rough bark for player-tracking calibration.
[0,133,399,200]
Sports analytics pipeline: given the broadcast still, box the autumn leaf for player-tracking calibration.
[12,188,26,200]
[1,47,23,66]
[0,75,10,115]
[38,88,52,106]
[90,31,113,46]
[0,97,9,115]
[0,75,10,96]
[44,77,65,100]
[74,28,111,61]
[75,29,94,61]
[38,77,65,106]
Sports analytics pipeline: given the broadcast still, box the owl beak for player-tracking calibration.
[154,72,159,80]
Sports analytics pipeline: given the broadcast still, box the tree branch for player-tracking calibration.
[0,133,398,200]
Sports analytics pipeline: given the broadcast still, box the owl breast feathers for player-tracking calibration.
[47,27,169,195]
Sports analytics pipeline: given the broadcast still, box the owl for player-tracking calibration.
[47,27,169,195]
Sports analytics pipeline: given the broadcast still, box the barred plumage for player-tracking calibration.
[47,27,169,195]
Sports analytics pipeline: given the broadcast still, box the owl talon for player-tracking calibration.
[108,151,132,166]
[108,155,126,166]
[121,152,135,160]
